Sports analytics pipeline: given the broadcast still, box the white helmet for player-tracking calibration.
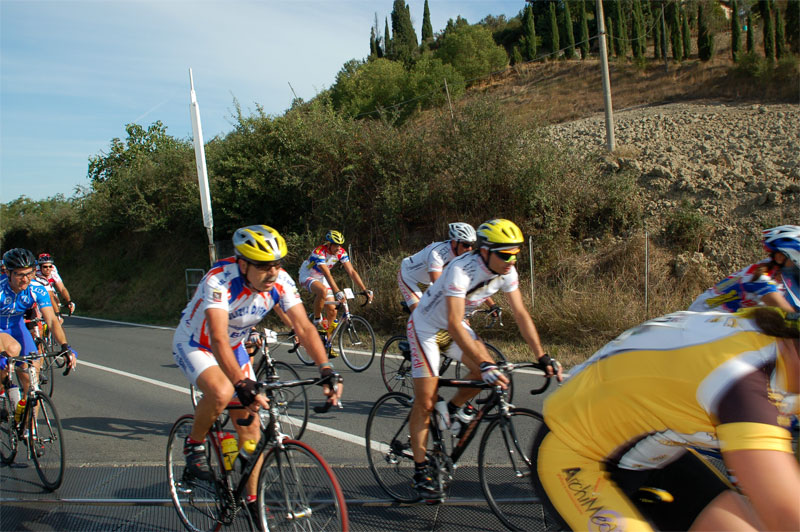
[763,225,800,266]
[448,222,477,244]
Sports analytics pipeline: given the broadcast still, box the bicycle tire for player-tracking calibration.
[337,315,376,372]
[380,335,414,395]
[166,414,226,532]
[365,392,421,503]
[189,385,230,429]
[30,392,66,491]
[0,391,18,464]
[478,407,544,531]
[39,356,55,398]
[293,334,316,366]
[257,439,349,532]
[257,360,309,440]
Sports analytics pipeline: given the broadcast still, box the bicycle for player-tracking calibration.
[189,329,309,440]
[0,349,71,491]
[365,361,551,531]
[25,316,57,397]
[291,289,376,372]
[167,375,349,532]
[379,308,511,404]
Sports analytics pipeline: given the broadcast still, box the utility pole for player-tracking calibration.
[595,0,615,152]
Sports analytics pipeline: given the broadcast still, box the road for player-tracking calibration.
[1,316,556,531]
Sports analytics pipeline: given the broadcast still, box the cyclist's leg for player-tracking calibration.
[228,351,263,500]
[397,268,422,313]
[10,320,37,395]
[442,322,485,408]
[534,428,655,532]
[0,332,20,387]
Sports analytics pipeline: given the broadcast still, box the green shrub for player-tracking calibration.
[663,202,711,251]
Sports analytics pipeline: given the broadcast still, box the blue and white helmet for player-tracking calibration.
[448,222,477,244]
[763,225,800,265]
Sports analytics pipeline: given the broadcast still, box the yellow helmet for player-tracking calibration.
[325,230,345,245]
[233,225,287,263]
[476,219,524,251]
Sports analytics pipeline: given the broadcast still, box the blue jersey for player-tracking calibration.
[0,276,52,330]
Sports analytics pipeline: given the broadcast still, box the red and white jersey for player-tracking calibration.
[413,252,518,331]
[299,244,350,281]
[174,257,303,350]
[36,264,63,288]
[400,240,455,287]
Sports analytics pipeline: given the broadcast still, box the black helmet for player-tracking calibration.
[2,248,36,270]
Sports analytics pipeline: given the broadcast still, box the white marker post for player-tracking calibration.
[189,68,217,266]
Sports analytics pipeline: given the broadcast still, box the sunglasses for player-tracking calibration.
[41,264,54,269]
[457,242,474,249]
[254,260,282,271]
[492,249,518,263]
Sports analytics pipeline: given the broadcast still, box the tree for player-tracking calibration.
[390,0,418,64]
[384,17,393,59]
[421,0,434,44]
[669,2,683,61]
[631,0,645,59]
[654,7,663,59]
[786,0,800,53]
[697,1,715,61]
[521,4,537,60]
[731,0,741,61]
[761,0,775,60]
[607,16,615,57]
[746,12,754,52]
[563,0,575,59]
[682,7,692,59]
[549,1,560,57]
[370,26,378,60]
[579,0,590,59]
[775,2,785,59]
[434,23,508,82]
[613,0,628,59]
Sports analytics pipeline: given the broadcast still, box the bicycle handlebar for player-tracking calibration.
[465,307,503,328]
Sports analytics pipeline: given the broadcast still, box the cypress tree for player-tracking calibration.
[654,8,663,59]
[613,0,628,58]
[682,7,692,59]
[579,0,589,59]
[786,0,800,53]
[512,45,524,65]
[669,2,683,61]
[370,27,378,59]
[775,2,785,59]
[564,0,575,59]
[607,16,615,57]
[385,17,392,59]
[731,0,741,61]
[631,2,642,59]
[391,0,418,64]
[522,4,537,61]
[421,0,434,44]
[761,0,775,60]
[549,1,560,57]
[698,2,715,61]
[638,0,648,59]
[746,12,754,52]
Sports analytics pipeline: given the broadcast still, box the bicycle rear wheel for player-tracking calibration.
[166,414,226,532]
[0,391,18,464]
[30,392,66,490]
[257,360,308,440]
[258,439,349,532]
[365,392,421,503]
[478,407,544,531]
[337,315,376,372]
[380,335,414,395]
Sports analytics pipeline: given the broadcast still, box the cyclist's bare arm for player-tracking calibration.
[282,304,342,404]
[40,305,76,369]
[762,291,796,313]
[712,448,800,531]
[54,280,71,308]
[428,270,441,283]
[205,308,268,410]
[342,262,372,301]
[272,304,294,329]
[446,295,508,386]
[505,289,562,381]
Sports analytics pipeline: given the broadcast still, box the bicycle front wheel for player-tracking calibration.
[380,335,414,395]
[0,390,18,464]
[365,392,421,503]
[292,334,316,366]
[478,407,545,531]
[258,360,309,440]
[337,315,376,372]
[258,439,349,532]
[166,414,225,532]
[30,392,66,490]
[40,356,55,398]
[455,342,514,417]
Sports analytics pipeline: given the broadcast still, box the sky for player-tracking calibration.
[0,0,526,203]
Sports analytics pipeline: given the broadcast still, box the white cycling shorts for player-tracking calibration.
[173,341,254,386]
[406,316,477,379]
[397,268,427,308]
[299,270,332,295]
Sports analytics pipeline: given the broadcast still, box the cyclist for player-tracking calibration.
[172,225,342,523]
[0,248,78,400]
[406,218,562,501]
[398,222,498,318]
[298,230,373,337]
[36,253,75,315]
[533,307,800,531]
[689,225,800,313]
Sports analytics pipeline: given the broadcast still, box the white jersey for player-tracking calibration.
[36,264,63,287]
[174,257,303,350]
[400,240,456,288]
[413,252,518,330]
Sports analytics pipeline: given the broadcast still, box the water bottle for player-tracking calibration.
[434,396,450,431]
[450,404,477,438]
[7,385,20,411]
[326,318,339,336]
[14,399,27,425]
[238,439,257,465]
[220,432,238,471]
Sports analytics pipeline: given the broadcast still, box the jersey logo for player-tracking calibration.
[212,290,223,302]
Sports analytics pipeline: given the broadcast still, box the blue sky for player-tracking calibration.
[0,0,525,203]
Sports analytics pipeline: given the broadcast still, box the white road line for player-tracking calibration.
[78,359,368,447]
[68,315,175,331]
